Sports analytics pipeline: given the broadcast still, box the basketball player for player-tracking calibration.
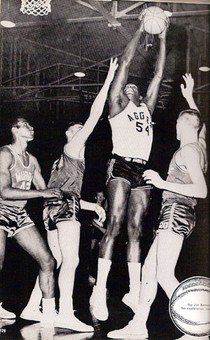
[0,117,62,326]
[20,57,118,332]
[107,74,207,338]
[90,16,168,321]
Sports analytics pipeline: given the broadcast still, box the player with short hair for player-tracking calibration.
[0,117,62,326]
[20,58,118,332]
[107,74,207,339]
[90,16,168,321]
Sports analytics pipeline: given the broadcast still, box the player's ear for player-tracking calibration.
[139,95,143,101]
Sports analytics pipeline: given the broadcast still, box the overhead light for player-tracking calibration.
[0,19,15,28]
[74,71,86,78]
[0,1,15,28]
[199,66,210,72]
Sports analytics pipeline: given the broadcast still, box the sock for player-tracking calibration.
[96,258,112,290]
[42,298,56,314]
[127,262,141,293]
[133,304,150,326]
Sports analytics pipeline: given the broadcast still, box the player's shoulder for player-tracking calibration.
[180,143,202,160]
[29,153,40,168]
[0,145,13,158]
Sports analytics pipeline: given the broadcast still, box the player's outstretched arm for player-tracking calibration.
[68,57,118,150]
[144,25,167,114]
[180,73,198,111]
[181,73,207,150]
[109,19,144,117]
[80,199,106,223]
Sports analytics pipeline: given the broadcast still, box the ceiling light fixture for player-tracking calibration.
[0,0,15,28]
[199,66,210,72]
[74,71,86,78]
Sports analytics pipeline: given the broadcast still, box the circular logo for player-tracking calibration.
[169,276,210,337]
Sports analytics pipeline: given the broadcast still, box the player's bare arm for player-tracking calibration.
[143,26,167,114]
[181,73,207,151]
[109,22,144,117]
[143,146,207,198]
[65,57,118,156]
[31,156,62,199]
[0,148,61,201]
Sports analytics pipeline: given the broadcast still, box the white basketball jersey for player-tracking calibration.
[109,101,153,160]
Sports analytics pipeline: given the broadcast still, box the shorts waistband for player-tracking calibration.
[112,154,147,165]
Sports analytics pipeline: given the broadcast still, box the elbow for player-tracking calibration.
[1,189,9,200]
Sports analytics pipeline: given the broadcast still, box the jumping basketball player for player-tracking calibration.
[107,74,207,338]
[0,117,62,326]
[90,16,168,321]
[20,58,118,332]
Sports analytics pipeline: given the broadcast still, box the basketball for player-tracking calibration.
[169,277,210,337]
[143,7,168,35]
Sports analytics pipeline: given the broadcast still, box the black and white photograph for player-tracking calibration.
[0,1,209,339]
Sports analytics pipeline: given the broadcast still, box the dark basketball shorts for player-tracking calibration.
[157,202,196,238]
[43,194,80,231]
[106,154,152,190]
[0,203,35,238]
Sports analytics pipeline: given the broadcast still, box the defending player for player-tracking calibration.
[0,117,62,326]
[20,58,118,332]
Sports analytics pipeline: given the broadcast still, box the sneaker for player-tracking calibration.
[40,310,57,328]
[20,306,42,322]
[0,303,16,319]
[107,319,148,339]
[122,284,141,313]
[89,286,108,321]
[54,313,94,332]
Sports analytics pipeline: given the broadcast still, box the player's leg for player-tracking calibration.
[54,220,93,332]
[122,188,151,312]
[0,228,16,319]
[108,236,158,339]
[90,179,130,321]
[14,226,56,326]
[156,230,183,298]
[20,229,61,321]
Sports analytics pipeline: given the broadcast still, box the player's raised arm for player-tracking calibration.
[144,25,167,115]
[66,57,118,153]
[109,21,144,117]
[181,73,207,151]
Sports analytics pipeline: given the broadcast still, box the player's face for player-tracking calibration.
[13,118,34,140]
[124,84,140,100]
[95,192,105,205]
[66,124,83,138]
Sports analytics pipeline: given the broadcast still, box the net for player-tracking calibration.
[20,0,51,16]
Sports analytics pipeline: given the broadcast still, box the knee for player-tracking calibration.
[127,224,142,242]
[41,254,55,273]
[105,221,121,239]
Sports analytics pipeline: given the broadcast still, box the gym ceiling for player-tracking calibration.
[0,1,209,114]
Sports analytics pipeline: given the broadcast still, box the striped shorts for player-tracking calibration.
[0,203,34,237]
[43,194,80,230]
[157,202,196,238]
